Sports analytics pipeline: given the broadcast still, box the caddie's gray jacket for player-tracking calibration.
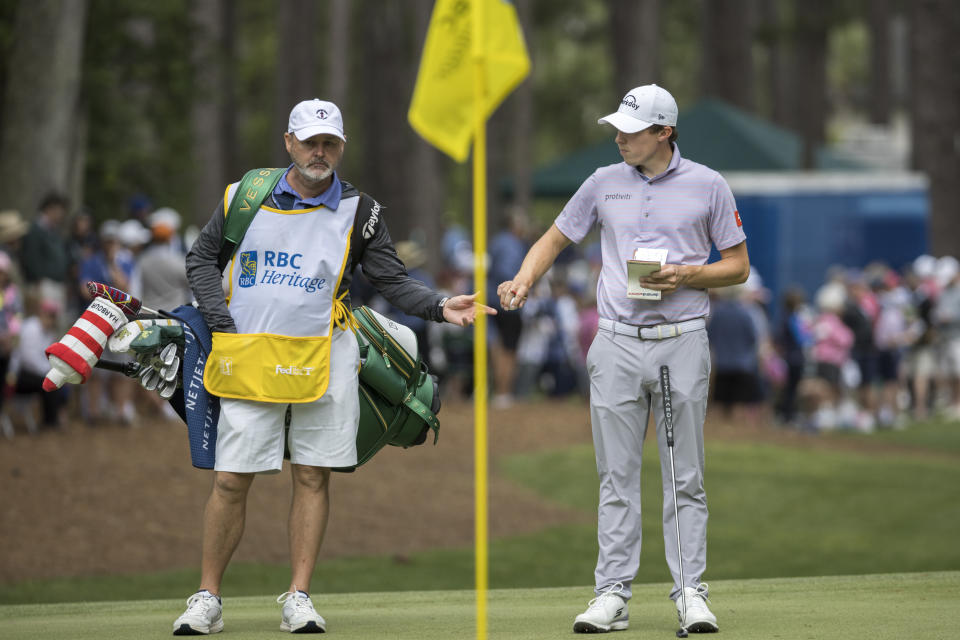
[186,180,446,333]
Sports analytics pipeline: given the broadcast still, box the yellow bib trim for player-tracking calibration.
[203,332,331,403]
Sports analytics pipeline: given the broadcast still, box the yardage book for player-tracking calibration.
[627,248,668,300]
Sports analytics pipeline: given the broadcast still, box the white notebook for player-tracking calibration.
[626,248,668,300]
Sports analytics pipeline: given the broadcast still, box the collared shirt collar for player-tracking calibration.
[274,165,342,210]
[635,143,682,183]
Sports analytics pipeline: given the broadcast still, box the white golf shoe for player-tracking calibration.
[277,589,327,633]
[573,582,629,633]
[172,590,223,635]
[676,583,718,633]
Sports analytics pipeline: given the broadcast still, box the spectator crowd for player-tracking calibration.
[2,190,959,437]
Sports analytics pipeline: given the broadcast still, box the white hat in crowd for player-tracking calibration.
[117,219,151,247]
[598,84,678,133]
[288,99,346,142]
[149,207,181,231]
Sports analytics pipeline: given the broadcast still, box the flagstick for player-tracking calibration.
[472,1,489,639]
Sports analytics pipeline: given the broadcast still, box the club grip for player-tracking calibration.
[659,365,675,447]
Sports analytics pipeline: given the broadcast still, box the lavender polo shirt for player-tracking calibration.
[555,144,746,326]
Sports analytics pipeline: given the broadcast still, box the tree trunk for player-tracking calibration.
[763,0,798,131]
[868,0,892,125]
[700,0,755,112]
[793,2,829,169]
[359,0,420,244]
[508,0,534,218]
[0,0,88,217]
[911,0,960,257]
[608,0,660,93]
[326,0,350,106]
[190,0,229,226]
[274,0,318,166]
[410,0,446,272]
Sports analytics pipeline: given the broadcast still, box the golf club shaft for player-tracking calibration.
[95,359,141,378]
[660,365,687,632]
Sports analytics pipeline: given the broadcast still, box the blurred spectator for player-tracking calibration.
[708,285,762,425]
[872,270,913,427]
[905,255,941,420]
[0,250,24,431]
[127,193,153,228]
[76,220,138,425]
[933,263,960,419]
[805,282,854,429]
[65,209,99,317]
[0,210,28,284]
[488,210,530,408]
[842,272,879,428]
[774,287,813,426]
[20,192,71,312]
[386,240,435,366]
[130,207,191,312]
[7,298,68,429]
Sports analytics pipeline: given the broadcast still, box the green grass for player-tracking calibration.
[3,436,958,605]
[500,438,960,582]
[0,572,955,640]
[821,416,960,454]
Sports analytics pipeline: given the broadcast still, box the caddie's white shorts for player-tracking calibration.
[214,328,360,473]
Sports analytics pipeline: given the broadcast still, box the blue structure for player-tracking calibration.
[726,172,929,313]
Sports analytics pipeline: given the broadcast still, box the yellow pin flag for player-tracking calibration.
[408,0,531,162]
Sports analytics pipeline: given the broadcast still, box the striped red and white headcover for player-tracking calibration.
[43,297,127,391]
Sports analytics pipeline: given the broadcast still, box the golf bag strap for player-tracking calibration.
[403,390,439,444]
[218,167,285,271]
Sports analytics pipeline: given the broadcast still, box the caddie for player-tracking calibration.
[497,84,749,634]
[173,98,495,636]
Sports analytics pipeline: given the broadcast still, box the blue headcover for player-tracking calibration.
[164,304,219,469]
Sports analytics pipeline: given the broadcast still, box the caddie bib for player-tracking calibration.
[203,183,357,403]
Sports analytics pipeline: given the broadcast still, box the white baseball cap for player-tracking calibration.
[287,99,346,142]
[598,84,678,133]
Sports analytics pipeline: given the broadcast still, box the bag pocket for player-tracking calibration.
[203,332,331,403]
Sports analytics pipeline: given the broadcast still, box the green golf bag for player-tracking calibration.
[351,305,440,467]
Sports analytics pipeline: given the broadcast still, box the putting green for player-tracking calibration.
[0,571,954,639]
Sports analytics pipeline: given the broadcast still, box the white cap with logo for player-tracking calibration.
[598,84,678,133]
[287,99,346,142]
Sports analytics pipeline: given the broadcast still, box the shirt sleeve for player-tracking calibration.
[708,173,747,251]
[554,172,599,244]
[355,205,446,323]
[185,201,237,333]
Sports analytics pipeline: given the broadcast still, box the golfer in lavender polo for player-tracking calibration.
[497,85,749,634]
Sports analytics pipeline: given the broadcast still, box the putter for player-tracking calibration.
[660,365,688,639]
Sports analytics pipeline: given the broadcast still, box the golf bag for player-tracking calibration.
[352,306,440,467]
[167,302,440,471]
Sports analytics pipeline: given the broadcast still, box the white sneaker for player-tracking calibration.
[573,582,629,633]
[676,583,718,633]
[277,589,326,633]
[173,590,223,635]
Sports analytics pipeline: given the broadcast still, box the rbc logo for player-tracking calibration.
[238,251,257,288]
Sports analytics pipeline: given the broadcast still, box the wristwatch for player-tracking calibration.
[438,296,449,313]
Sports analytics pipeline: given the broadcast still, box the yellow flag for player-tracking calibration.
[408,0,531,162]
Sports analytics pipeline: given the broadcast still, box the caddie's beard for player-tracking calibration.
[294,160,335,185]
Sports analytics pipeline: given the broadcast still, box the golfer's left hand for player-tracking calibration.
[639,264,688,295]
[442,292,497,327]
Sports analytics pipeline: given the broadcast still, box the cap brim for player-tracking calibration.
[291,125,346,142]
[597,112,654,134]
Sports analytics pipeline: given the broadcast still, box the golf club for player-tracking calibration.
[86,281,160,318]
[660,365,688,639]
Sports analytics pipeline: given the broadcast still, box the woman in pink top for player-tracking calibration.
[809,283,854,427]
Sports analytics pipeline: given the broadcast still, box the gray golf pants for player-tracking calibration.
[586,321,711,602]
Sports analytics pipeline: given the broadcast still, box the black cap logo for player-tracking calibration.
[316,109,328,120]
[621,94,638,110]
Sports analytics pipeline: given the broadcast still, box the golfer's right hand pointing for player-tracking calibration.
[497,279,531,311]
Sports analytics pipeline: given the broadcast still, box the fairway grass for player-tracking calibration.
[0,571,955,640]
